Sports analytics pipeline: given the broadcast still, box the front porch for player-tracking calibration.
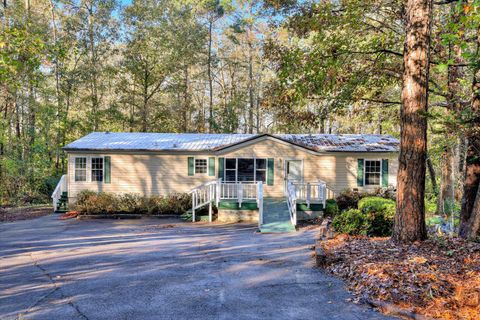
[190,179,333,233]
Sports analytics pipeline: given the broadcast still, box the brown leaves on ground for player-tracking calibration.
[0,206,52,222]
[321,235,480,320]
[59,211,81,220]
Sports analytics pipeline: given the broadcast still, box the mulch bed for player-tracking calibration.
[0,205,52,222]
[320,235,480,320]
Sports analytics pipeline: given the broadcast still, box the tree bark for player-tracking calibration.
[393,0,432,243]
[427,157,437,196]
[459,64,480,238]
[437,2,465,215]
[247,26,254,134]
[207,19,214,133]
[183,66,190,132]
[437,146,455,215]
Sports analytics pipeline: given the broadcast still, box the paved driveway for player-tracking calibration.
[0,216,392,320]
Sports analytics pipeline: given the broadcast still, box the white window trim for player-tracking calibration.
[74,156,88,183]
[224,157,268,183]
[194,157,208,175]
[284,158,304,183]
[91,156,105,183]
[363,159,382,186]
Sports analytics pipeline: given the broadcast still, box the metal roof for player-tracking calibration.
[63,132,399,153]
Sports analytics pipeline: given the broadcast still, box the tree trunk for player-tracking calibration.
[455,137,467,200]
[87,4,99,131]
[247,27,254,134]
[437,2,465,215]
[392,0,432,243]
[437,146,455,215]
[459,64,480,238]
[426,157,437,196]
[207,19,214,133]
[183,66,190,132]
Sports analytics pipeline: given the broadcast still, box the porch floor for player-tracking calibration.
[260,198,296,233]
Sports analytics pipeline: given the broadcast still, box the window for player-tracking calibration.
[238,159,255,182]
[255,159,266,183]
[91,157,104,182]
[74,157,87,182]
[225,158,237,182]
[365,160,381,185]
[224,158,267,183]
[195,159,207,174]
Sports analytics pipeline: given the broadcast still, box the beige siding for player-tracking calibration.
[67,154,214,201]
[67,137,398,201]
[219,138,398,197]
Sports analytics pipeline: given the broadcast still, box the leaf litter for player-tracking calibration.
[320,235,480,319]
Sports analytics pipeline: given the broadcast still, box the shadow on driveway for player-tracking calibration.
[0,216,394,320]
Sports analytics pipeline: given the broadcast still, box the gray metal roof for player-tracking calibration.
[63,132,399,153]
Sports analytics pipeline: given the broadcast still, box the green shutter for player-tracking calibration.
[104,156,111,183]
[267,158,274,186]
[357,159,364,187]
[382,159,389,187]
[208,157,215,176]
[188,157,194,176]
[218,157,224,180]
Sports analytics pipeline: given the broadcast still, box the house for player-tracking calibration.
[53,132,399,230]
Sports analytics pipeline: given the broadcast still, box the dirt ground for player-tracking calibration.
[0,205,52,222]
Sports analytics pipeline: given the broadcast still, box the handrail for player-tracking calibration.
[291,180,328,208]
[257,181,263,228]
[51,175,67,210]
[190,179,264,224]
[286,181,297,226]
[190,180,218,222]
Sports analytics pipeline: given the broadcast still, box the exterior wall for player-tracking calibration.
[67,153,214,202]
[67,137,398,202]
[218,138,398,197]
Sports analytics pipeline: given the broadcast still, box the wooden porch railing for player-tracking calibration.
[51,174,67,210]
[190,179,264,223]
[190,180,218,223]
[291,180,331,208]
[286,181,297,226]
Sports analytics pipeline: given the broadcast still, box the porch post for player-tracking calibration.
[208,201,212,223]
[257,181,263,227]
[192,192,196,222]
[216,178,221,206]
[306,182,311,208]
[238,183,243,207]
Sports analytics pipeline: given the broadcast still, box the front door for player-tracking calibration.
[285,160,303,190]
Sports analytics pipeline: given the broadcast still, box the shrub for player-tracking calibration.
[74,191,191,215]
[332,209,368,235]
[324,199,339,217]
[336,189,362,210]
[333,196,395,236]
[358,196,395,218]
[335,187,397,211]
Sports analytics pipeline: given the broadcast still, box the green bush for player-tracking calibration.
[332,196,395,236]
[74,191,191,215]
[358,196,395,218]
[332,209,368,235]
[335,187,397,211]
[325,199,339,217]
[336,189,362,210]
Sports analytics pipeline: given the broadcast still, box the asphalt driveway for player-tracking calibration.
[0,216,393,320]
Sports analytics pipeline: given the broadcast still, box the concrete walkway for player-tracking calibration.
[260,198,295,233]
[0,215,394,320]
